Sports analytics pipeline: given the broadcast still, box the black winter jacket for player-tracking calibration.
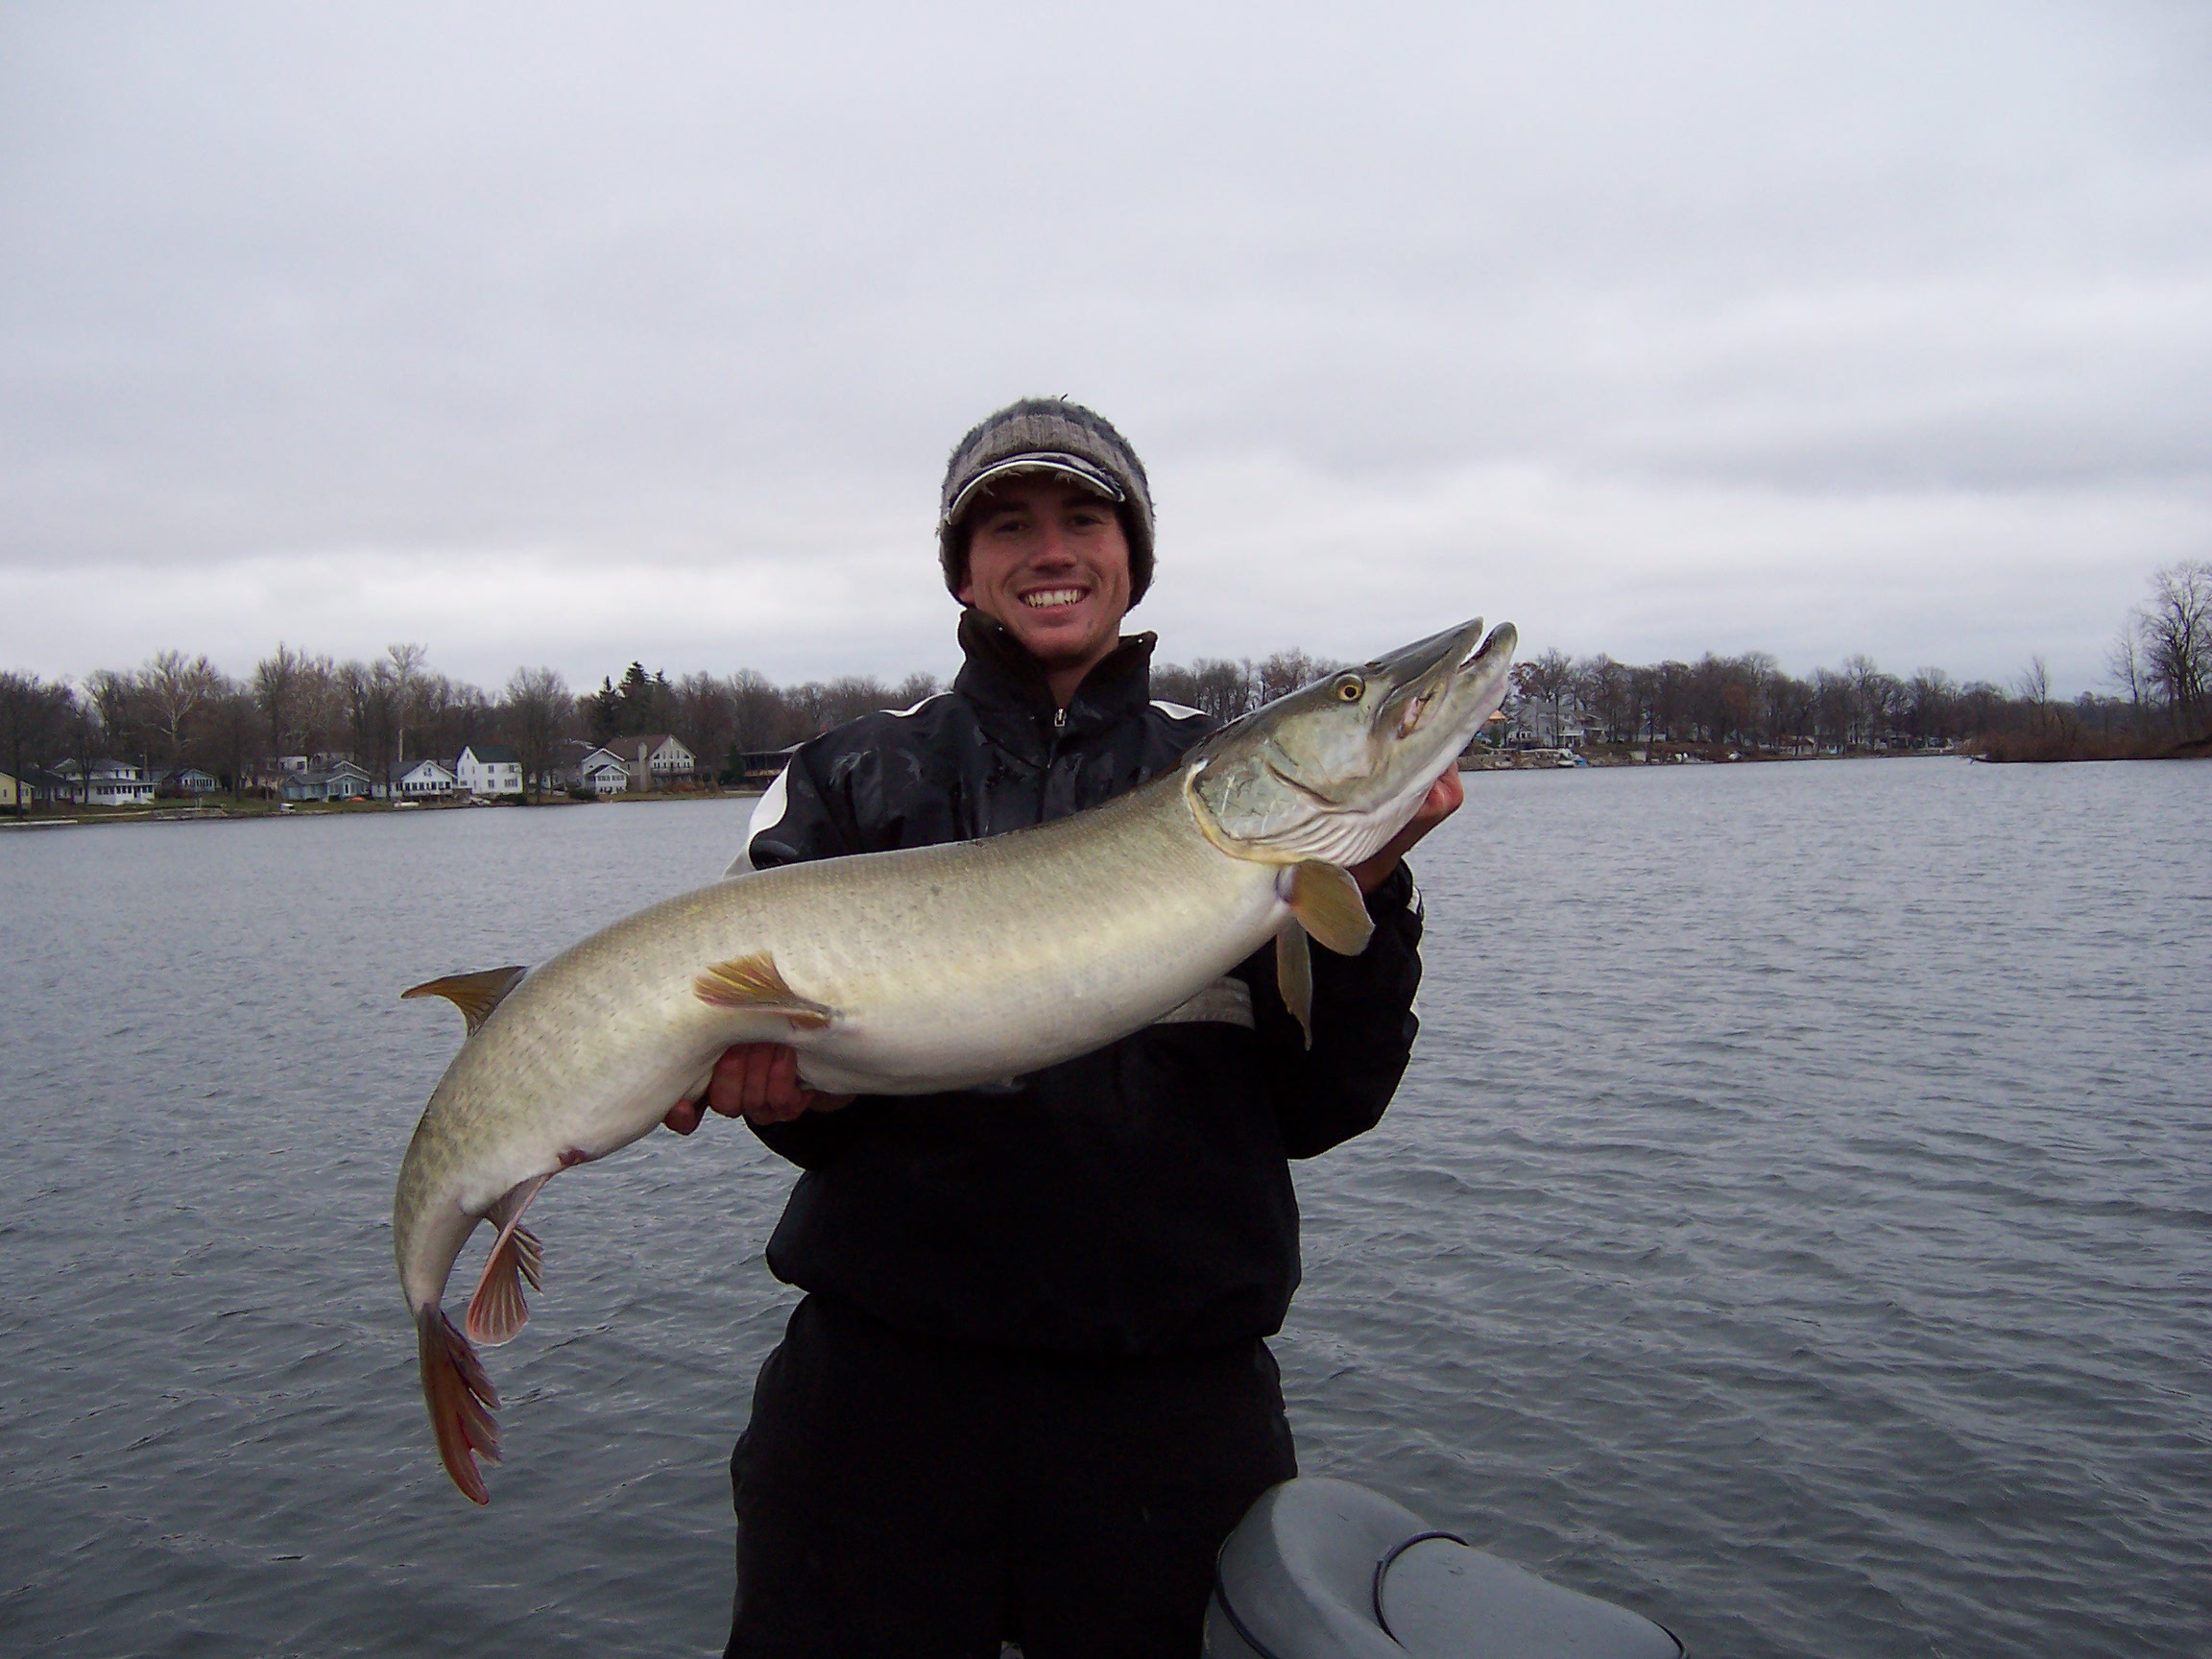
[738,610,1425,1355]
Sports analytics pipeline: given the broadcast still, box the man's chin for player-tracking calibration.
[1008,618,1103,664]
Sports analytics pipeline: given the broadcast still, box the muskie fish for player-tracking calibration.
[394,617,1516,1503]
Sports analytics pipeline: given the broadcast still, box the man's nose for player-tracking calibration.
[1030,523,1079,565]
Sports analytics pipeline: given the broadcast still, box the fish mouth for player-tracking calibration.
[1378,618,1511,735]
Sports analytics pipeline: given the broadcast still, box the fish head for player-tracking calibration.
[1187,617,1518,867]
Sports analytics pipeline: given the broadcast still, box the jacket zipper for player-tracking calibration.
[1040,706,1068,824]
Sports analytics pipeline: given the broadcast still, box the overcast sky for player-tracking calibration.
[5,0,2207,697]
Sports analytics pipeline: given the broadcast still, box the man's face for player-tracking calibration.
[955,473,1134,677]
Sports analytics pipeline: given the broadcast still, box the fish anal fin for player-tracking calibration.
[468,1173,553,1346]
[1276,925,1313,1050]
[402,966,529,1037]
[693,950,836,1030]
[1286,862,1373,957]
[416,1307,499,1505]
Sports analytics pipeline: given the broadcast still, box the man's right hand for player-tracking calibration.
[662,1044,855,1134]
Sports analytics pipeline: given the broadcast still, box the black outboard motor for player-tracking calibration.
[1204,1479,1684,1659]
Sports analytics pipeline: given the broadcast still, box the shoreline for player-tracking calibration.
[0,788,768,831]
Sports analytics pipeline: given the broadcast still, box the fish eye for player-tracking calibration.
[1333,673,1365,702]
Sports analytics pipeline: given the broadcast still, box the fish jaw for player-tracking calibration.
[1189,619,1516,868]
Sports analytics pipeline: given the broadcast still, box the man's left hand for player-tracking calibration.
[1349,768,1463,894]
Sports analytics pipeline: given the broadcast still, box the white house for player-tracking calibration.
[456,744,525,798]
[54,757,156,806]
[598,733,695,790]
[398,758,457,797]
[576,747,632,795]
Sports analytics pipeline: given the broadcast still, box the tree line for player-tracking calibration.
[3,561,2205,804]
[0,646,958,804]
[1506,560,2210,759]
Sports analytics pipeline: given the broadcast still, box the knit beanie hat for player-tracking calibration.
[938,397,1156,605]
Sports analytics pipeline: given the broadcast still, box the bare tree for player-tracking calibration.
[385,642,430,782]
[141,650,224,774]
[1905,668,1957,749]
[1252,649,1335,708]
[1575,654,1633,745]
[209,684,258,798]
[675,670,737,782]
[253,643,301,764]
[891,671,941,709]
[2105,631,2147,735]
[2135,559,2210,733]
[0,671,74,812]
[1167,659,1256,725]
[729,668,786,759]
[1510,648,1576,746]
[503,666,571,802]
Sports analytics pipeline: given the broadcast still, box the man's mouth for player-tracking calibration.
[1022,588,1087,611]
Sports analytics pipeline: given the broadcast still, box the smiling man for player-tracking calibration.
[670,398,1457,1659]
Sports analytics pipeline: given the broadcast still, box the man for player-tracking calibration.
[663,398,1461,1658]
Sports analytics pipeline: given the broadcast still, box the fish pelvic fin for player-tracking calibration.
[693,950,835,1030]
[401,966,529,1036]
[1276,925,1314,1049]
[1285,861,1373,957]
[416,1306,499,1505]
[467,1173,553,1347]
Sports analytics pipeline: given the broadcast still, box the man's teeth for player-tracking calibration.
[1022,589,1085,609]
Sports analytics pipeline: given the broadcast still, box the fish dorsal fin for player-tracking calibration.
[1276,925,1314,1049]
[693,950,835,1030]
[1285,861,1373,957]
[402,966,529,1036]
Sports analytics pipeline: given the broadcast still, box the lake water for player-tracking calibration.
[3,759,2206,1657]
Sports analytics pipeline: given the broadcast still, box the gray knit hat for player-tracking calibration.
[938,397,1156,605]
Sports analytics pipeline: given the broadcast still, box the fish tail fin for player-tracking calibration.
[416,1305,499,1504]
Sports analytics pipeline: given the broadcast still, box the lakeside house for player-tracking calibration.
[456,744,525,798]
[398,757,458,798]
[738,745,803,786]
[16,767,73,806]
[1511,699,1589,751]
[152,765,222,799]
[595,733,695,791]
[52,757,156,806]
[576,746,633,794]
[280,758,378,803]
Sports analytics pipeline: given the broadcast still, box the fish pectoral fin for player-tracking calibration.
[693,950,836,1031]
[417,1307,499,1505]
[467,1173,553,1347]
[1286,861,1374,957]
[401,966,529,1036]
[1275,926,1314,1050]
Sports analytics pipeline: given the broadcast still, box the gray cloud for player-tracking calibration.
[4,0,2207,695]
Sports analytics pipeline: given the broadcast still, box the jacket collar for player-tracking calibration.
[953,607,1158,736]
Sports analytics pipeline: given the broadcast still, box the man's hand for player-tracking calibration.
[1348,768,1464,894]
[662,1044,856,1134]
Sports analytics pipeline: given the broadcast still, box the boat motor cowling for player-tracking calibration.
[1203,1478,1684,1659]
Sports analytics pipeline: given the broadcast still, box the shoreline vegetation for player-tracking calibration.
[4,563,2206,819]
